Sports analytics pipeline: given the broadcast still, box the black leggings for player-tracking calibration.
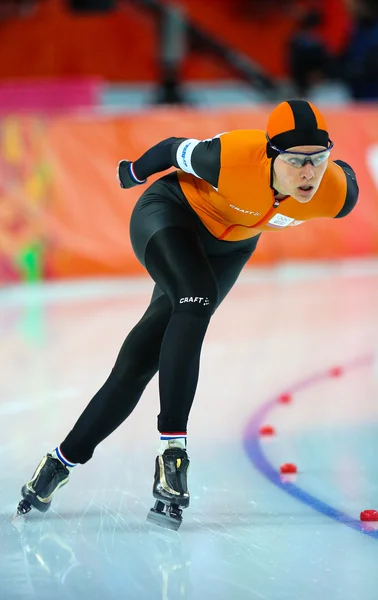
[60,173,260,464]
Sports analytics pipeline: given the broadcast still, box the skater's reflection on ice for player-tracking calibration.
[149,528,193,600]
[7,512,193,599]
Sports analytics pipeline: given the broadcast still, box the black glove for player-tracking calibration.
[117,160,147,189]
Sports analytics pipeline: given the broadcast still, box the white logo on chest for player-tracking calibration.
[229,204,261,216]
[268,213,296,228]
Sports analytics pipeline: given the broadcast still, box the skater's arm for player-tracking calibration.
[172,137,221,188]
[333,160,359,218]
[118,136,222,189]
[117,137,184,188]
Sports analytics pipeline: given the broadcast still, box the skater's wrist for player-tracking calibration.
[128,162,147,184]
[117,160,147,189]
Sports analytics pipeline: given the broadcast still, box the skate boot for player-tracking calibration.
[147,448,190,531]
[17,454,70,515]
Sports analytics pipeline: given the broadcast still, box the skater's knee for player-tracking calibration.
[173,278,219,317]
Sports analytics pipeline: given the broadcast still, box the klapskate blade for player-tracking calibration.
[147,508,182,531]
[10,508,37,533]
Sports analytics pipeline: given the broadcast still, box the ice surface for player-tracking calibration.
[1,262,378,599]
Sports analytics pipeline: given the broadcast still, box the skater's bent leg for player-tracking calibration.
[144,227,219,435]
[60,294,172,464]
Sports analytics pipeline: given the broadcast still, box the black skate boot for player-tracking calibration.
[147,448,190,531]
[17,454,70,515]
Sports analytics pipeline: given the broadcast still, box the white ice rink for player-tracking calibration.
[1,260,378,600]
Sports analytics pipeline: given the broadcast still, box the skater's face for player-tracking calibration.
[272,145,329,203]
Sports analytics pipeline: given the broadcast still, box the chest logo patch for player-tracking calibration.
[268,213,295,228]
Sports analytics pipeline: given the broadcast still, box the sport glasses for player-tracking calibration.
[268,139,334,168]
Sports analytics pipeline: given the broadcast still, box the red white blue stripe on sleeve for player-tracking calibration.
[129,162,147,184]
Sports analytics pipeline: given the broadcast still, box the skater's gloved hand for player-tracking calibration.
[117,160,147,189]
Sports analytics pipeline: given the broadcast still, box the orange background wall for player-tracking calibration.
[0,0,350,82]
[1,106,377,282]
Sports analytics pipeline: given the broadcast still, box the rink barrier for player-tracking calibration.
[1,106,378,282]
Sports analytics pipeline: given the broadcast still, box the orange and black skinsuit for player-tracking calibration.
[59,102,358,465]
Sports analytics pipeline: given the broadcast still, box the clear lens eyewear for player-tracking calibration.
[268,138,334,169]
[277,150,331,168]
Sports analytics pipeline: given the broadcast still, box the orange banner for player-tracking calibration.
[1,106,378,282]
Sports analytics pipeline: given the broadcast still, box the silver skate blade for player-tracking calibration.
[10,510,34,534]
[10,509,43,534]
[147,508,182,531]
[10,513,28,534]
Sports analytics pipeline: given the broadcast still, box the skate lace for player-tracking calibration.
[31,457,68,497]
[49,458,68,477]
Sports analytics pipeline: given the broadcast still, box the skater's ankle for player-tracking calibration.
[159,432,187,454]
[52,447,77,470]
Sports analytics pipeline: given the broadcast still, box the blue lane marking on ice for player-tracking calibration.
[243,354,378,539]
